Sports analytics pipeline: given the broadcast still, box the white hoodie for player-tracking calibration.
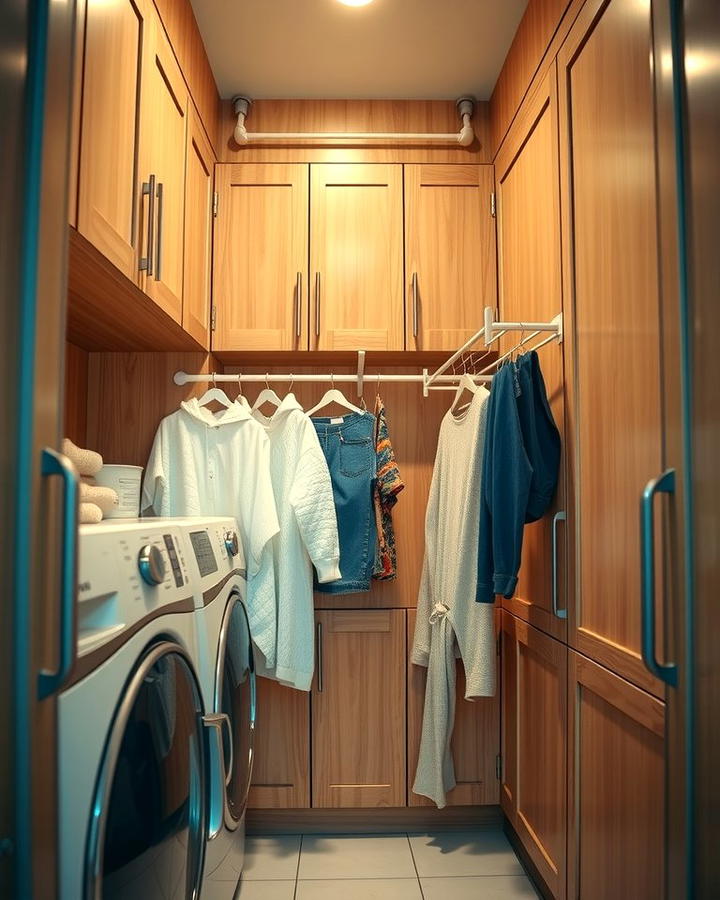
[252,393,340,691]
[142,398,280,668]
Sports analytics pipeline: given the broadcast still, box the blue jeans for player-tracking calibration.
[312,412,377,594]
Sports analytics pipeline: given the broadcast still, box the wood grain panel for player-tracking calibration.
[407,608,499,808]
[68,0,86,227]
[502,612,567,899]
[495,66,567,642]
[404,164,497,351]
[220,99,491,164]
[212,164,309,351]
[67,228,203,351]
[152,0,222,154]
[312,609,406,808]
[78,0,148,279]
[249,677,310,809]
[86,351,217,465]
[310,163,404,351]
[490,0,574,156]
[64,342,89,446]
[567,650,665,899]
[223,364,450,611]
[138,16,188,323]
[558,0,666,696]
[182,105,214,348]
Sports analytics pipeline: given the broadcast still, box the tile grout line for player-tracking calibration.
[292,833,304,900]
[406,832,426,900]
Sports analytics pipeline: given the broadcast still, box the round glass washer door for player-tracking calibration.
[85,642,206,900]
[215,593,256,827]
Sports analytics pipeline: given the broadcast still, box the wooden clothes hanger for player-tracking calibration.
[307,373,363,417]
[196,372,233,409]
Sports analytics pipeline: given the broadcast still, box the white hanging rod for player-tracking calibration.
[173,371,492,388]
[425,307,563,391]
[232,96,476,147]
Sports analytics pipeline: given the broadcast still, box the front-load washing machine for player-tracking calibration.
[181,517,256,899]
[58,519,229,900]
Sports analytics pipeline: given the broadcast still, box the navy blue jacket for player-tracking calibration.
[476,351,561,603]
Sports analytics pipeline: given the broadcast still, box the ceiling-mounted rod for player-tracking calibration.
[231,96,476,147]
[173,371,492,387]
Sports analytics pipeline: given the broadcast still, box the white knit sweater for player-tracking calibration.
[252,394,340,691]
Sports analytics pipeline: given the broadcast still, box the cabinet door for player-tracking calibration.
[212,164,309,351]
[568,651,665,899]
[405,164,496,351]
[138,16,188,323]
[313,609,406,808]
[502,612,567,899]
[310,164,404,351]
[78,0,149,278]
[249,678,310,809]
[558,0,667,695]
[407,608,499,807]
[495,66,568,642]
[182,106,214,347]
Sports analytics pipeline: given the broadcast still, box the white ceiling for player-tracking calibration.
[190,0,528,100]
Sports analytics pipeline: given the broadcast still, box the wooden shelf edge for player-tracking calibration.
[212,349,497,369]
[247,805,503,834]
[67,227,206,353]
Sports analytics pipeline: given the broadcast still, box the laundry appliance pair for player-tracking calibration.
[58,516,255,900]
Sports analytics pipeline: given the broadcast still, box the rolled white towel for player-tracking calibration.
[62,438,102,477]
[80,480,118,515]
[80,502,103,525]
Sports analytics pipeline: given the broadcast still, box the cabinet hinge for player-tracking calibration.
[212,191,219,218]
[490,191,496,218]
[210,305,217,331]
[495,754,502,781]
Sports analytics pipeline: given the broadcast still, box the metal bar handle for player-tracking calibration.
[38,448,79,699]
[296,272,302,338]
[154,181,163,281]
[551,510,567,619]
[203,712,230,840]
[316,621,323,692]
[640,468,678,686]
[140,174,156,275]
[315,272,321,338]
[412,272,419,338]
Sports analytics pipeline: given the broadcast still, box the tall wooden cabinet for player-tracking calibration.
[495,64,568,642]
[404,164,496,351]
[559,0,668,698]
[501,612,567,899]
[78,0,150,279]
[312,609,406,808]
[310,164,404,351]
[212,164,309,351]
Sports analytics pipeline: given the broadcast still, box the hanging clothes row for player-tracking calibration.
[141,382,403,691]
[412,348,561,808]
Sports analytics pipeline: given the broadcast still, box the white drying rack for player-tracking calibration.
[173,308,563,399]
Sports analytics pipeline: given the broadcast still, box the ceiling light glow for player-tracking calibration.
[337,0,375,7]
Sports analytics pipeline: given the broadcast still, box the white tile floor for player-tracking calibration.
[237,830,541,899]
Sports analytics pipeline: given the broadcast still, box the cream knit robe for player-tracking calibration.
[252,394,341,690]
[411,387,496,808]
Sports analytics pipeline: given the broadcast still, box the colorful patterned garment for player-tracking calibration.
[372,395,405,580]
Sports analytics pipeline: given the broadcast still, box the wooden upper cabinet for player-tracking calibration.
[495,66,568,642]
[404,164,496,351]
[182,106,214,347]
[138,17,188,323]
[502,612,567,900]
[407,608,499,808]
[68,0,86,227]
[78,0,149,279]
[558,0,667,696]
[312,609,406,808]
[310,164,404,351]
[249,678,310,810]
[567,651,665,900]
[212,164,309,351]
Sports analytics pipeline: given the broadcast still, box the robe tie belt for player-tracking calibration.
[428,601,450,625]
